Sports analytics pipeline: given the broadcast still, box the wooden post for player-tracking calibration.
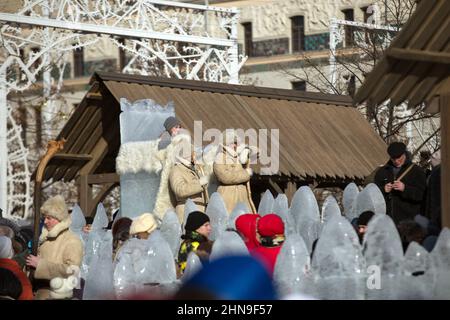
[32,139,65,256]
[441,93,450,229]
[78,174,92,218]
[285,180,297,206]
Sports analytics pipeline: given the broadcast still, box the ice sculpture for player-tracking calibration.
[70,204,86,233]
[135,231,178,298]
[113,238,143,299]
[69,204,87,244]
[91,203,109,231]
[289,186,320,254]
[119,98,174,219]
[145,230,178,285]
[120,173,161,219]
[159,209,182,260]
[273,194,295,236]
[206,192,228,241]
[181,252,203,283]
[258,190,274,216]
[83,234,115,300]
[343,183,359,221]
[113,231,178,299]
[273,233,311,297]
[80,203,110,280]
[209,231,249,261]
[321,195,341,224]
[429,228,450,299]
[398,241,432,299]
[351,183,386,218]
[403,242,430,276]
[312,215,365,299]
[227,202,250,230]
[363,214,403,299]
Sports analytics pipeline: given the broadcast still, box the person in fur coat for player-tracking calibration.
[26,195,83,300]
[213,130,256,213]
[169,130,209,224]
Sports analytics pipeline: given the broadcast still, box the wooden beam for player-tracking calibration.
[52,153,93,161]
[441,92,450,228]
[88,182,118,217]
[78,175,92,217]
[87,173,120,185]
[284,180,297,206]
[79,137,109,176]
[86,92,103,100]
[268,178,284,195]
[387,48,450,65]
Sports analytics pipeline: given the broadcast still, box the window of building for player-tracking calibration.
[361,6,372,43]
[242,22,253,57]
[342,8,354,46]
[118,38,127,71]
[292,80,306,91]
[73,47,84,78]
[361,6,370,23]
[30,47,41,71]
[291,16,305,53]
[347,75,356,97]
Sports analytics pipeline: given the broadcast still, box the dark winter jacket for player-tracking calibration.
[424,165,441,229]
[374,159,426,225]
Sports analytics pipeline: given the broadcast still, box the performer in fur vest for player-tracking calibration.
[25,195,83,300]
[169,129,209,224]
[214,129,257,214]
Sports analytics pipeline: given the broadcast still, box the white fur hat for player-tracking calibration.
[40,195,69,221]
[172,129,193,162]
[0,235,14,259]
[130,213,157,235]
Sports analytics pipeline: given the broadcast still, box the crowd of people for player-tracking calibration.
[0,118,444,300]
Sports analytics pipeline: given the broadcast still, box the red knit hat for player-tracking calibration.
[257,214,284,237]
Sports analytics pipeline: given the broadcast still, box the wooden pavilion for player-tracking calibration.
[354,0,450,227]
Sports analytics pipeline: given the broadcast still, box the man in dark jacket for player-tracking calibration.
[374,142,426,225]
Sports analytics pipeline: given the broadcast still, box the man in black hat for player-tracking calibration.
[374,142,426,225]
[158,116,183,150]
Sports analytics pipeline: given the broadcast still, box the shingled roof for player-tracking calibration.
[354,0,450,110]
[43,72,387,184]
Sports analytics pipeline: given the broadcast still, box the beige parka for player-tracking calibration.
[34,217,83,300]
[169,158,207,224]
[213,145,255,213]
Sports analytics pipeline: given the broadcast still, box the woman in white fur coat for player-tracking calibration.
[169,130,209,224]
[26,195,83,300]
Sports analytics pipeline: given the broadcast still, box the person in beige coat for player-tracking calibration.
[26,195,83,300]
[169,130,209,224]
[214,130,256,214]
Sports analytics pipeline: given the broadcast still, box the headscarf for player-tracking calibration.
[257,214,285,247]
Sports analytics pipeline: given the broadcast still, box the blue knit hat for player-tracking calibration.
[179,255,277,300]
